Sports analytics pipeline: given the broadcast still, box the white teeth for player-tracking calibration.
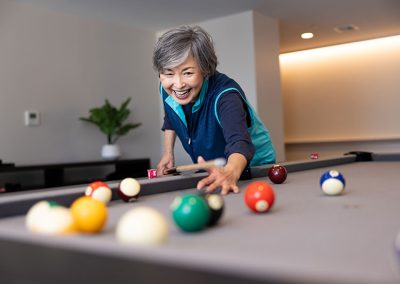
[174,89,190,99]
[175,90,188,95]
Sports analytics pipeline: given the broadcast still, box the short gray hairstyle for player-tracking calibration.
[153,25,218,77]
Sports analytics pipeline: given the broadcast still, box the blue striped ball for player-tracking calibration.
[320,170,346,195]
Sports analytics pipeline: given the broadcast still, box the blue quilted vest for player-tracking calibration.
[160,72,275,166]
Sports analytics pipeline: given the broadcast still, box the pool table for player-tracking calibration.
[0,152,399,284]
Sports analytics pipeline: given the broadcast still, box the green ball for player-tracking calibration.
[171,194,210,232]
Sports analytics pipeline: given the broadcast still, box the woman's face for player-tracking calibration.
[159,55,204,105]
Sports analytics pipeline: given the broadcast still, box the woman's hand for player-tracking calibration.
[157,153,175,176]
[196,154,247,195]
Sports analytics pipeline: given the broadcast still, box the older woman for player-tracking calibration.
[153,25,275,195]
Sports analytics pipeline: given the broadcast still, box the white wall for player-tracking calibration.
[166,11,259,166]
[160,12,260,166]
[183,11,285,163]
[1,2,284,174]
[253,11,285,162]
[0,1,161,167]
[200,12,257,107]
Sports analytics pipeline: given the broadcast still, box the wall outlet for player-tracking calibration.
[24,110,40,126]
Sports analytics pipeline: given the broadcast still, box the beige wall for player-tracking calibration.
[0,1,161,166]
[280,35,400,160]
[286,139,400,161]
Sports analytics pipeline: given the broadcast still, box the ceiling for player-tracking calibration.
[14,0,400,53]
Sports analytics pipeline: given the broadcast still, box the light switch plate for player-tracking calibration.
[24,110,40,126]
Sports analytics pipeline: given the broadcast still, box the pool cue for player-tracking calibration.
[164,158,226,175]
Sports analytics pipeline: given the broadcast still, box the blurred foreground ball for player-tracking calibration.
[71,196,107,233]
[171,194,210,232]
[203,193,224,227]
[116,207,168,245]
[26,200,75,235]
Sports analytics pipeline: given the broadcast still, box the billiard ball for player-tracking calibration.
[204,193,224,227]
[116,207,168,246]
[85,181,112,204]
[26,200,76,235]
[320,170,346,195]
[118,177,141,202]
[268,165,287,184]
[171,194,210,232]
[26,200,56,232]
[244,181,275,213]
[70,196,107,233]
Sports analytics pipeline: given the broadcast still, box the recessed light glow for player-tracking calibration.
[280,35,400,63]
[301,32,314,39]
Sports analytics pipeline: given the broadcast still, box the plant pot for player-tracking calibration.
[101,144,121,160]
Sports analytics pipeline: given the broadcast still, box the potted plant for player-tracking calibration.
[80,98,141,159]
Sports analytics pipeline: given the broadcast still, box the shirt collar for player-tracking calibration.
[192,78,209,113]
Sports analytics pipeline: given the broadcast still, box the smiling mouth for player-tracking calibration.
[173,89,191,100]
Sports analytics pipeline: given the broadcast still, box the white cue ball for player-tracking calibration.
[118,178,141,202]
[26,201,75,235]
[116,207,168,246]
[26,200,52,231]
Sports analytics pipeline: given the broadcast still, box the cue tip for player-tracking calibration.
[213,158,226,167]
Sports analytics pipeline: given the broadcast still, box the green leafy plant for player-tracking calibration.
[80,98,141,144]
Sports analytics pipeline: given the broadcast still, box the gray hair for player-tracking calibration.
[153,25,218,77]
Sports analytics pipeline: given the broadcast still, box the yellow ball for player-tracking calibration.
[70,196,107,233]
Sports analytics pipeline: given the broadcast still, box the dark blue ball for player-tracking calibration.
[320,170,346,195]
[320,170,346,186]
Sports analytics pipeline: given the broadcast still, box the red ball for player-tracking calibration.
[244,181,275,213]
[268,165,287,184]
[85,181,112,204]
